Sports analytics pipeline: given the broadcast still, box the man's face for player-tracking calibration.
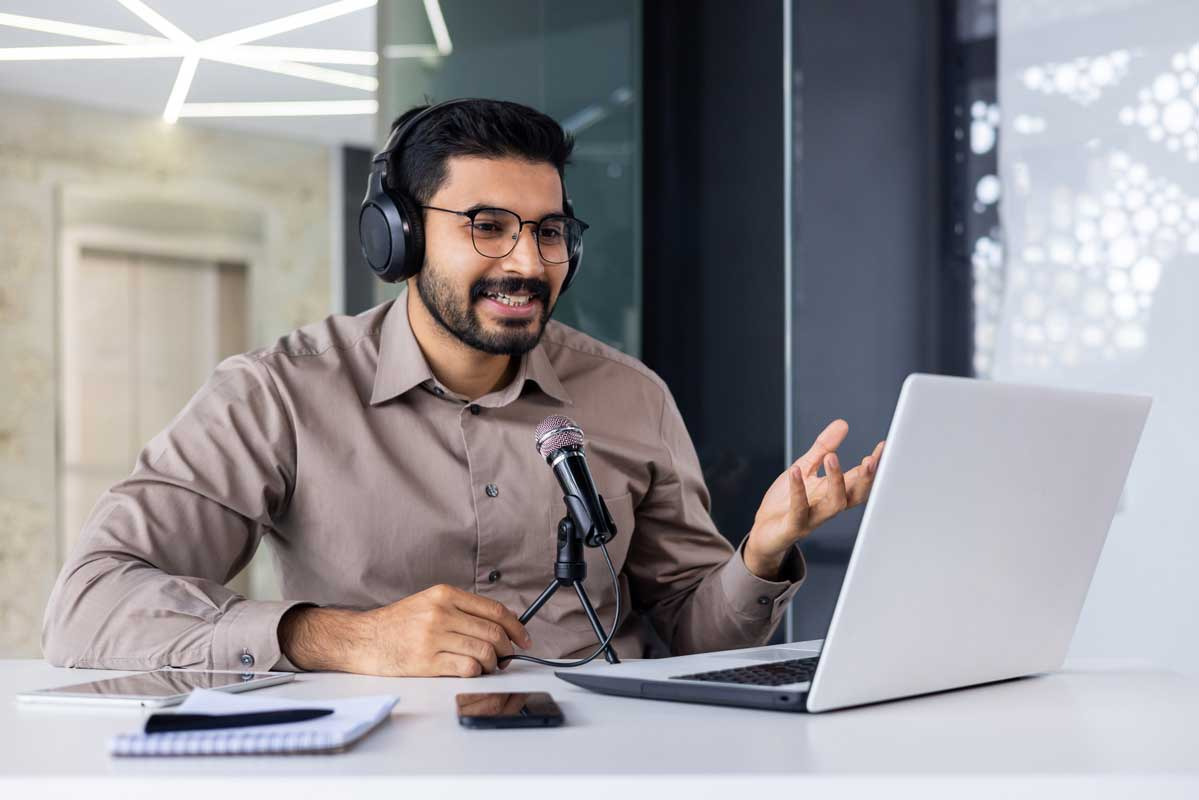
[414,155,568,356]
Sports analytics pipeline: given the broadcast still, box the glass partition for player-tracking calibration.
[997,0,1199,671]
[376,0,642,355]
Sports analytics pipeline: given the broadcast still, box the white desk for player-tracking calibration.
[2,654,1197,799]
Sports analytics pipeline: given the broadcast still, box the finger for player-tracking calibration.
[842,440,886,507]
[789,465,810,529]
[434,652,484,678]
[438,632,499,673]
[814,452,848,521]
[449,590,532,648]
[845,458,873,507]
[870,440,885,473]
[794,419,850,477]
[447,611,516,661]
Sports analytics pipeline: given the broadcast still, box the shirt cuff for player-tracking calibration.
[719,538,806,622]
[211,599,310,672]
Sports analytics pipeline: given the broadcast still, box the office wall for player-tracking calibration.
[0,92,332,657]
[785,0,956,640]
[642,0,964,645]
[642,0,786,565]
[997,0,1198,673]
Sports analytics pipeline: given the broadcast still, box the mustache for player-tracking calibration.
[471,278,551,303]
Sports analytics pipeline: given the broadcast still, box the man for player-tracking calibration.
[42,99,883,677]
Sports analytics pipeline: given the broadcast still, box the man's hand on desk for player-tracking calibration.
[744,420,886,580]
[278,584,532,677]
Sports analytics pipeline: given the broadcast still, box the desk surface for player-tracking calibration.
[3,653,1198,798]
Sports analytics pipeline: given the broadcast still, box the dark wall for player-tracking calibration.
[786,0,951,640]
[642,1,787,559]
[643,0,970,643]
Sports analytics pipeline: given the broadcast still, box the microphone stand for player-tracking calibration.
[517,506,621,664]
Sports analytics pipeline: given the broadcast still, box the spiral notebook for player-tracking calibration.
[110,688,399,757]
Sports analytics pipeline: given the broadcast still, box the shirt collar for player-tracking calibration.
[370,291,572,407]
[523,337,572,406]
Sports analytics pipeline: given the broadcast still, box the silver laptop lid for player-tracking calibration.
[806,374,1150,712]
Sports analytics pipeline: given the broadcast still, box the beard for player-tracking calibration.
[414,260,555,356]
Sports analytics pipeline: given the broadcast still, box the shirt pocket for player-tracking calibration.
[541,491,636,607]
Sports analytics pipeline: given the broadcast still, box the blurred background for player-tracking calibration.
[0,0,1194,674]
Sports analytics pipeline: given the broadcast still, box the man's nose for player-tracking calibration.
[502,222,547,277]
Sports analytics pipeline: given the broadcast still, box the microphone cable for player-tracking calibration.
[496,542,621,669]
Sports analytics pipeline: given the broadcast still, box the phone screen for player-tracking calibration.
[456,692,564,727]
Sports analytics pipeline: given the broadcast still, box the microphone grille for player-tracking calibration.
[534,414,584,458]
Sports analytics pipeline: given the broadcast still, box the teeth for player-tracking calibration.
[486,292,532,307]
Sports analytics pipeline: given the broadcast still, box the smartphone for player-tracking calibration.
[456,691,564,728]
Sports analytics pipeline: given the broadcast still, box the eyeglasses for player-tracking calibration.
[421,205,588,264]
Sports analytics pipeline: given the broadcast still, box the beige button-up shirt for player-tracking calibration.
[43,292,804,672]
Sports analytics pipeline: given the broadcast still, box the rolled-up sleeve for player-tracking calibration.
[623,383,805,656]
[42,352,306,671]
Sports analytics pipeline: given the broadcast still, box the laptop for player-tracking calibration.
[557,374,1151,713]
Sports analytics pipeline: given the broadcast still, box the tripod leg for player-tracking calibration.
[572,580,620,664]
[519,580,562,625]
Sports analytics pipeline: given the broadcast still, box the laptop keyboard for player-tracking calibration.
[672,656,819,687]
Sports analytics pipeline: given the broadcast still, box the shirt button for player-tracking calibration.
[433,386,445,396]
[469,404,481,415]
[488,569,502,583]
[485,484,499,498]
[757,596,771,606]
[239,651,255,667]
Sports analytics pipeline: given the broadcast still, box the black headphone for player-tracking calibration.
[358,98,584,291]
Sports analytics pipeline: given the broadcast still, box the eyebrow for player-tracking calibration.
[463,202,565,218]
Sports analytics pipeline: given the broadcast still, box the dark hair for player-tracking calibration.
[385,98,575,205]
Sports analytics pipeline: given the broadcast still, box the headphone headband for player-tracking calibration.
[375,97,477,167]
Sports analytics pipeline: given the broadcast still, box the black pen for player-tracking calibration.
[144,708,333,734]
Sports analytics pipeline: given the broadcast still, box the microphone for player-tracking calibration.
[533,415,616,547]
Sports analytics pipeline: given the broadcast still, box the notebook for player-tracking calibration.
[110,688,399,757]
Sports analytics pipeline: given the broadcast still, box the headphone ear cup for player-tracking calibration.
[560,191,582,293]
[389,193,425,283]
[358,169,424,284]
[359,168,404,281]
[562,241,583,293]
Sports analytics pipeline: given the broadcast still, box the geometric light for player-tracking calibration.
[177,100,380,117]
[383,0,453,59]
[0,1,454,122]
[202,0,378,48]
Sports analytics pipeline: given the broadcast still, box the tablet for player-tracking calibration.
[16,669,296,708]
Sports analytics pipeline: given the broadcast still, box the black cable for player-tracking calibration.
[497,542,621,669]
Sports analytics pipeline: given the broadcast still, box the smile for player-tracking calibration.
[483,292,535,307]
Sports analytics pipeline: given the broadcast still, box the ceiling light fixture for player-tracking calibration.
[177,100,379,118]
[0,11,159,45]
[162,54,198,124]
[116,0,193,45]
[0,44,177,61]
[204,51,378,91]
[214,46,378,66]
[381,44,440,59]
[422,0,453,56]
[384,0,451,59]
[0,1,450,122]
[201,0,378,49]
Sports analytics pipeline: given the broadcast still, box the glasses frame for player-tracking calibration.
[421,204,589,264]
